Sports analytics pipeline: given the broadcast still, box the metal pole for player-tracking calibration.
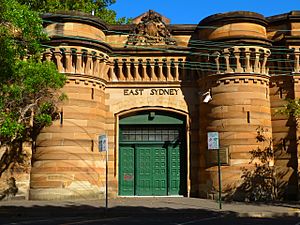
[105,138,108,214]
[217,148,222,210]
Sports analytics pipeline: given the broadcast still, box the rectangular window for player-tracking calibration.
[120,126,182,142]
[91,88,94,99]
[279,87,283,99]
[247,111,250,124]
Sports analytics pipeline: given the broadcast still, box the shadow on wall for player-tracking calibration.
[30,118,107,200]
[0,177,18,200]
[0,142,31,201]
[274,114,299,201]
[271,76,299,201]
[225,125,299,202]
[225,127,276,202]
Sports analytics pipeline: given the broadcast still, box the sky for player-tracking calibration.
[109,0,300,24]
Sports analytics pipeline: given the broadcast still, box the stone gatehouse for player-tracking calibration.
[2,10,300,201]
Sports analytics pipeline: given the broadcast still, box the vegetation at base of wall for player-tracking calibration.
[17,0,131,24]
[0,177,18,200]
[0,0,66,180]
[226,127,277,202]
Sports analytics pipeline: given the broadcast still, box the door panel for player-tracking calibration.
[119,146,134,196]
[168,144,181,195]
[152,147,167,195]
[136,147,152,196]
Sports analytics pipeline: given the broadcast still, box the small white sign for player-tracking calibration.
[98,135,108,152]
[207,132,219,150]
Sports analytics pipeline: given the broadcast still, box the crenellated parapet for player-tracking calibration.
[210,46,271,75]
[43,47,110,81]
[44,48,192,82]
[45,45,273,82]
[110,57,188,82]
[288,47,300,73]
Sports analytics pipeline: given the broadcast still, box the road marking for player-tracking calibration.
[2,217,84,225]
[3,219,56,225]
[175,214,226,225]
[59,217,127,225]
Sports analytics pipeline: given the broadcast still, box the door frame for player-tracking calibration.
[115,107,191,197]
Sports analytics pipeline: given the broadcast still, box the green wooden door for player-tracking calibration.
[119,143,185,196]
[119,112,186,196]
[119,146,134,196]
[136,145,167,196]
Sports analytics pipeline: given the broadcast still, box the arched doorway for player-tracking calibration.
[118,110,187,196]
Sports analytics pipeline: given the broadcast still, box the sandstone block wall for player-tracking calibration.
[30,79,108,200]
[3,10,300,201]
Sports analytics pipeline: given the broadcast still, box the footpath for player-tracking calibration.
[0,197,300,219]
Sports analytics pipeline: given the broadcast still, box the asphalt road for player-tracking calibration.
[1,213,300,225]
[1,198,300,225]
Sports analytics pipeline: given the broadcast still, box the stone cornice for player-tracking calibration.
[67,75,106,90]
[267,11,300,24]
[44,37,112,53]
[42,12,108,31]
[199,11,268,27]
[216,76,269,85]
[199,74,270,87]
[108,24,197,35]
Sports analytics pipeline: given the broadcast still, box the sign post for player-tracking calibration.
[99,134,108,213]
[207,132,222,210]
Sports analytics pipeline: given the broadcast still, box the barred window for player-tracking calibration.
[120,126,181,142]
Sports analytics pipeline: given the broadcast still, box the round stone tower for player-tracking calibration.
[197,11,273,199]
[29,12,111,200]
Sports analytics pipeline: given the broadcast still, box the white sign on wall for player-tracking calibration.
[207,132,219,150]
[98,134,108,152]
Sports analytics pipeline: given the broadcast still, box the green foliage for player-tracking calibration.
[17,0,131,24]
[0,0,46,57]
[226,127,276,202]
[14,60,66,92]
[276,98,300,120]
[34,114,53,126]
[244,128,275,201]
[0,113,25,139]
[0,0,66,177]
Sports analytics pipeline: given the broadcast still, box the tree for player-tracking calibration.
[278,98,300,123]
[0,0,66,177]
[17,0,130,24]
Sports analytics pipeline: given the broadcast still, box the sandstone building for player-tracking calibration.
[2,10,300,201]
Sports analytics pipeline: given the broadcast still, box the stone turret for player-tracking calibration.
[196,11,273,199]
[30,12,111,200]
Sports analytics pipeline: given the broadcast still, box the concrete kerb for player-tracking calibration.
[237,211,300,218]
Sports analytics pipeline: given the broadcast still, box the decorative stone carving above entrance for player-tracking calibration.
[127,10,176,46]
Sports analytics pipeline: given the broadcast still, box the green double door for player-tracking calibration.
[119,143,184,196]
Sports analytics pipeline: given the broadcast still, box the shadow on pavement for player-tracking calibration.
[0,204,299,224]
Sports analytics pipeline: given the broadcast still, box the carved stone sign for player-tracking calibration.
[127,10,176,46]
[123,88,179,96]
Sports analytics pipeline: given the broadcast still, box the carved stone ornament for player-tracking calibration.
[127,10,176,46]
